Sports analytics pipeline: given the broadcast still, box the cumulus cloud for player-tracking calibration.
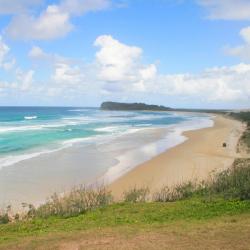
[29,46,49,60]
[2,35,250,107]
[52,62,85,85]
[225,26,250,61]
[139,64,157,80]
[7,5,73,40]
[0,37,9,66]
[93,35,250,104]
[94,35,143,82]
[16,69,35,91]
[5,0,111,40]
[0,36,15,70]
[29,46,85,85]
[0,40,38,97]
[93,35,250,105]
[28,45,75,66]
[0,68,35,98]
[240,27,250,43]
[197,0,250,20]
[152,64,250,102]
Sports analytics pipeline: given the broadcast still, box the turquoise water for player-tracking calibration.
[0,107,207,168]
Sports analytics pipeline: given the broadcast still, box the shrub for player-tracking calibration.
[34,186,113,218]
[0,213,10,224]
[208,159,250,200]
[0,205,11,224]
[153,181,197,202]
[123,187,150,203]
[153,186,177,202]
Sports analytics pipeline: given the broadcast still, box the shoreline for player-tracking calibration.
[0,126,182,207]
[99,115,214,184]
[0,114,213,208]
[108,115,245,199]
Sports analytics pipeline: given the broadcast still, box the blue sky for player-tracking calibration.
[0,0,250,108]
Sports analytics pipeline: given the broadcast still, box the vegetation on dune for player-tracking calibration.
[153,158,250,202]
[229,111,250,151]
[229,111,250,124]
[123,187,150,203]
[33,186,113,219]
[1,159,249,224]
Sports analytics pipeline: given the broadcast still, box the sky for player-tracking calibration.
[0,0,250,108]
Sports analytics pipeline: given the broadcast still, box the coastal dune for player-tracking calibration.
[109,115,245,199]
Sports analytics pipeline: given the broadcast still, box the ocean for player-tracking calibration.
[0,107,213,206]
[0,106,211,168]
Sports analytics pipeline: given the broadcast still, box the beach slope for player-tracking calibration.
[109,115,245,198]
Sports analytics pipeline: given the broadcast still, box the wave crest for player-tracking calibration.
[24,116,37,120]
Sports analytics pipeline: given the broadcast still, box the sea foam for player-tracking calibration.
[24,116,37,120]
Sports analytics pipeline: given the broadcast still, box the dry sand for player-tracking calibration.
[109,115,245,199]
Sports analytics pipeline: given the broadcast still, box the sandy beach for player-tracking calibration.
[109,115,245,199]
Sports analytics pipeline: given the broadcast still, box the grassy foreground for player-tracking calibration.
[1,199,250,249]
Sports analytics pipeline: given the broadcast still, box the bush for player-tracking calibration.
[0,213,10,224]
[153,186,177,202]
[0,205,11,224]
[123,187,149,203]
[229,111,250,151]
[34,186,113,218]
[208,159,250,200]
[153,182,197,202]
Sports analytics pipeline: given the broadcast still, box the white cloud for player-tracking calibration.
[5,0,111,40]
[150,63,250,102]
[29,46,48,60]
[52,63,85,85]
[0,36,15,70]
[197,0,250,20]
[0,0,43,14]
[225,26,250,61]
[139,64,157,80]
[0,68,35,98]
[7,5,73,40]
[0,36,9,66]
[93,35,249,104]
[240,26,250,43]
[28,45,74,65]
[60,0,111,16]
[1,35,249,107]
[16,69,34,91]
[94,35,143,82]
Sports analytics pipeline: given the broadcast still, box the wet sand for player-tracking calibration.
[0,127,170,207]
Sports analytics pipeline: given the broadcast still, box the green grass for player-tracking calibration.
[1,198,250,246]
